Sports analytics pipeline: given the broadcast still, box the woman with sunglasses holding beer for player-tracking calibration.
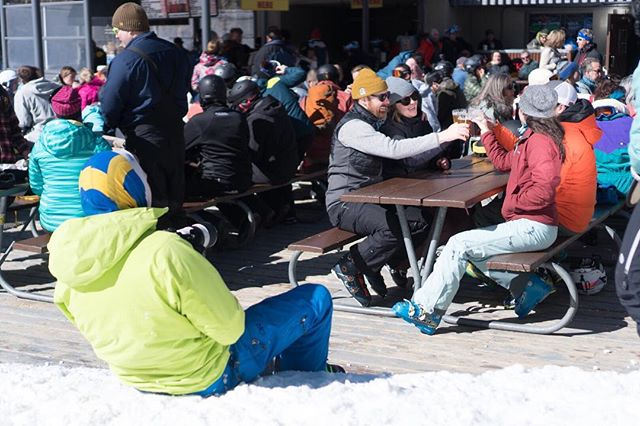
[380,76,451,176]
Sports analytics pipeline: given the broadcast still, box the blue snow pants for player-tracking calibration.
[196,284,333,396]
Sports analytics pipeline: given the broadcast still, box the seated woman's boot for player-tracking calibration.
[514,274,556,318]
[392,300,442,335]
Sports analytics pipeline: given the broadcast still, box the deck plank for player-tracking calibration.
[0,207,638,375]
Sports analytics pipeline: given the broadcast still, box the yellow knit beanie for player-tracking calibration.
[352,68,388,100]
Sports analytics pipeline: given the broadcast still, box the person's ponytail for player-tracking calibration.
[525,116,566,162]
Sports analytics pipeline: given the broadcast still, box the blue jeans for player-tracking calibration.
[413,218,558,315]
[196,284,333,396]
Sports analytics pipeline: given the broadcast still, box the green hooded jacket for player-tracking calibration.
[50,208,245,395]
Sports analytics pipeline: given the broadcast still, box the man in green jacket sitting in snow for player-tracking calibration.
[49,150,340,396]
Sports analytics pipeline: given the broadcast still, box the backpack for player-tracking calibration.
[303,83,339,130]
[246,96,298,184]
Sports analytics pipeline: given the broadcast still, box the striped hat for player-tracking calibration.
[79,150,151,215]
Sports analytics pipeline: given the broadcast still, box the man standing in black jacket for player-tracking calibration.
[184,75,252,199]
[101,2,190,219]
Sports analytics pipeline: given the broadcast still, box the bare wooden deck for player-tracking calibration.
[1,204,639,374]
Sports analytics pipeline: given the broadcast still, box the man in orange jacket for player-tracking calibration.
[552,81,600,234]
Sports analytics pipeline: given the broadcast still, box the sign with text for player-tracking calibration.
[240,0,289,11]
[140,0,219,19]
[351,0,383,9]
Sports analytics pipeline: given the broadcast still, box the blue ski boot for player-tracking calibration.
[392,300,442,335]
[514,274,556,319]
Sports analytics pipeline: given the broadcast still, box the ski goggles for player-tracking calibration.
[577,31,593,42]
[392,68,411,79]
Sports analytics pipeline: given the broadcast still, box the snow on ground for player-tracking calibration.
[1,363,639,426]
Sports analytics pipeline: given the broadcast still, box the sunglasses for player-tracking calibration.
[521,56,530,60]
[372,92,390,102]
[392,69,410,79]
[398,92,420,106]
[112,27,120,35]
[576,37,585,42]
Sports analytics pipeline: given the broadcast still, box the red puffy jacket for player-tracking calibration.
[483,128,562,226]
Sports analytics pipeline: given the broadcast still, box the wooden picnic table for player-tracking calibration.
[341,156,509,299]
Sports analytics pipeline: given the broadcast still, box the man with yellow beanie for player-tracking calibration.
[325,68,469,307]
[100,2,191,224]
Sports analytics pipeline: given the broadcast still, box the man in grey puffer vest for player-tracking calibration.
[326,68,469,307]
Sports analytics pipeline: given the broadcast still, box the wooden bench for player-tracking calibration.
[287,227,360,287]
[183,170,326,247]
[442,201,626,334]
[183,170,326,213]
[7,195,40,238]
[13,233,51,254]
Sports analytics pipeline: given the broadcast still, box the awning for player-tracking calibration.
[450,0,631,6]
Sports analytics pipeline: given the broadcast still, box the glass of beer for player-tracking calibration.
[452,109,471,154]
[451,109,468,125]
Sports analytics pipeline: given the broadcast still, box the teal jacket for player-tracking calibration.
[28,119,110,231]
[51,208,245,395]
[260,67,314,138]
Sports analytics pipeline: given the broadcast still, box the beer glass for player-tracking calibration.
[451,109,468,125]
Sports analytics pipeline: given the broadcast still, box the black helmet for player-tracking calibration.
[464,55,483,74]
[212,63,238,87]
[425,70,443,86]
[433,61,453,77]
[317,64,339,83]
[228,79,260,107]
[198,75,227,105]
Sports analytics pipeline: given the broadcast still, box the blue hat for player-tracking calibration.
[577,30,593,42]
[79,150,151,216]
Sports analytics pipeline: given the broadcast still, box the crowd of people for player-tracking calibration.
[1,1,640,400]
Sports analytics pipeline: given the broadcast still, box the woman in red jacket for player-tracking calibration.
[393,84,564,335]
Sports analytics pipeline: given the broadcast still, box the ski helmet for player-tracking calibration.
[433,61,454,77]
[464,55,484,74]
[212,62,238,88]
[198,75,227,105]
[570,256,607,295]
[317,64,339,83]
[228,79,260,107]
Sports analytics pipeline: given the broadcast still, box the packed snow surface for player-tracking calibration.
[1,363,639,425]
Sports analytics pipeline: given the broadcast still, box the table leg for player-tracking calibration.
[395,205,422,294]
[419,206,448,288]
